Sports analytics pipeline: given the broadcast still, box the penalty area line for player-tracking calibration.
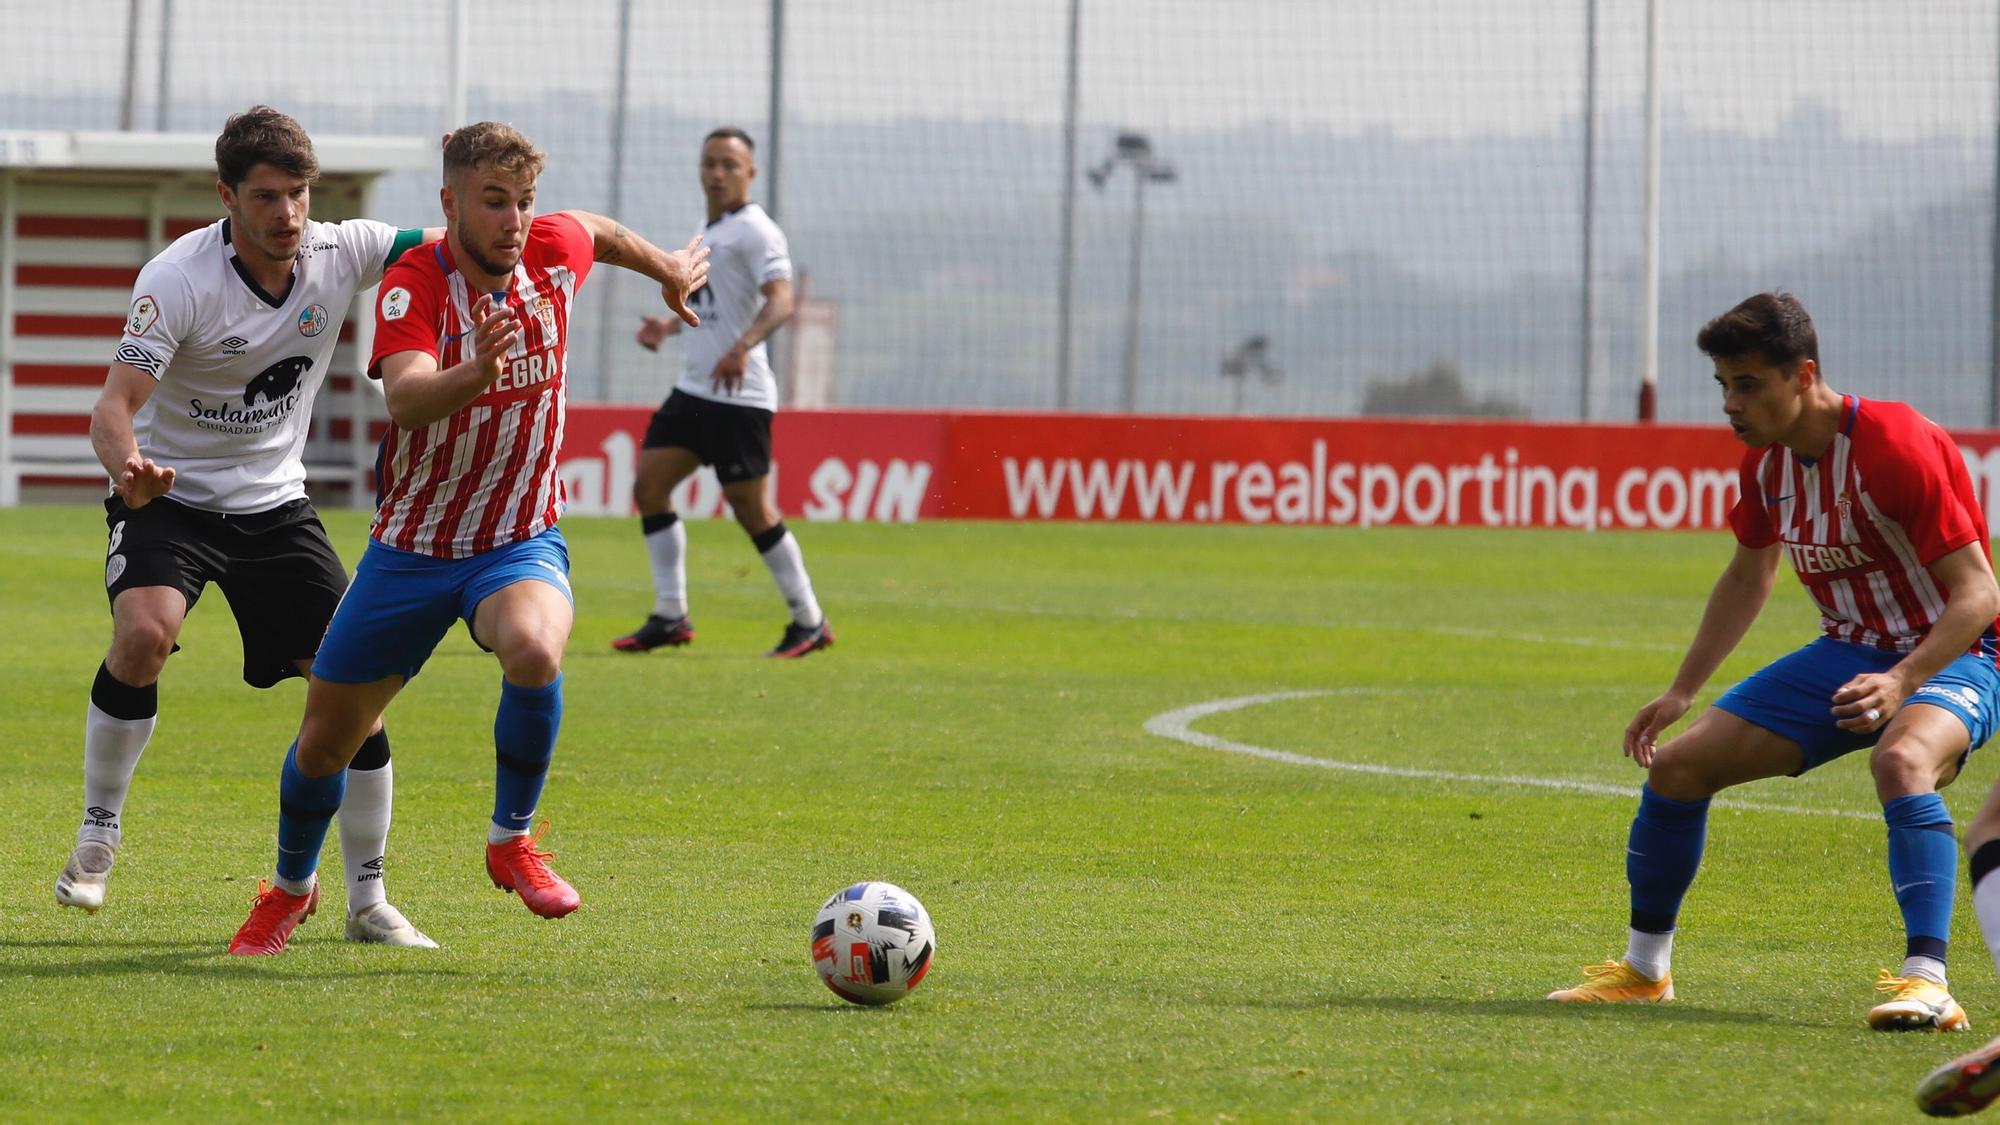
[1142,690,1876,822]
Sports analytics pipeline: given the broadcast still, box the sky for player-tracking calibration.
[5,0,1994,142]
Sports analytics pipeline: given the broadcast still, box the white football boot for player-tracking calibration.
[54,840,116,912]
[344,901,439,948]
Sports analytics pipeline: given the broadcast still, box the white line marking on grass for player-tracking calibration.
[1143,690,1878,822]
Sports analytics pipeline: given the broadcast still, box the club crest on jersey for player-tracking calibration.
[1834,489,1861,544]
[297,303,329,337]
[382,287,411,321]
[128,295,159,336]
[536,299,557,337]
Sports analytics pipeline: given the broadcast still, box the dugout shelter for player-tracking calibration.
[0,130,430,506]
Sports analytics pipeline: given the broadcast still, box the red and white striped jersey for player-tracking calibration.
[366,212,595,558]
[1730,395,1999,660]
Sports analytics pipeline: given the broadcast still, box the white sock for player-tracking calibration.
[272,871,314,897]
[488,822,529,845]
[645,519,688,620]
[1623,928,1674,980]
[81,702,155,849]
[1977,867,2000,977]
[338,761,393,915]
[1903,955,1949,986]
[759,531,823,627]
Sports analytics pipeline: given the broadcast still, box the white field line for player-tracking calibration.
[1143,689,1878,822]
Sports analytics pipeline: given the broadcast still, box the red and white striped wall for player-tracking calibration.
[0,131,429,505]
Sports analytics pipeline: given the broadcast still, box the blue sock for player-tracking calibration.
[493,675,562,833]
[1627,785,1711,933]
[276,741,346,885]
[1885,792,1957,962]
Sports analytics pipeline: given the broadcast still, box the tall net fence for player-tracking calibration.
[6,0,1996,423]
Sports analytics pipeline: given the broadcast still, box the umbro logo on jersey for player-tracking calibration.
[222,335,249,355]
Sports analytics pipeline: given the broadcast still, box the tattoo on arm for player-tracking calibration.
[600,224,630,265]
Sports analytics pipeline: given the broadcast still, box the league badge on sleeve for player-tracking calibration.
[127,295,159,336]
[382,287,410,322]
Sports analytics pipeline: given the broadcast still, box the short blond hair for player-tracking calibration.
[442,122,546,182]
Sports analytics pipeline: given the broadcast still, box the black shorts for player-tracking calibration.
[102,495,349,688]
[642,388,775,484]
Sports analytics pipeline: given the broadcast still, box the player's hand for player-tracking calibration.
[115,452,175,509]
[1624,691,1692,768]
[660,234,711,328]
[635,315,682,351]
[1831,670,1911,734]
[471,294,521,385]
[710,346,748,395]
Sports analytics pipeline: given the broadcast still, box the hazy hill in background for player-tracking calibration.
[8,90,1990,422]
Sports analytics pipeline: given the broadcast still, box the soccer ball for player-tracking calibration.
[810,881,936,1006]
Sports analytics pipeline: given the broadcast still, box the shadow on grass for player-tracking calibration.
[741,1002,906,1014]
[1206,992,1810,1028]
[0,938,468,981]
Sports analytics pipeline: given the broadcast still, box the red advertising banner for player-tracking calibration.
[557,405,2000,532]
[559,405,948,521]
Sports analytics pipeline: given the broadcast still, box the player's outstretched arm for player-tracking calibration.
[564,211,711,327]
[379,296,521,429]
[1624,541,1780,765]
[90,361,175,508]
[1831,542,2000,734]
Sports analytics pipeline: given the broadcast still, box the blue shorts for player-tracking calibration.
[1713,636,2000,774]
[312,527,573,684]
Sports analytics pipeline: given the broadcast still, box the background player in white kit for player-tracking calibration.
[615,126,830,658]
[64,106,437,946]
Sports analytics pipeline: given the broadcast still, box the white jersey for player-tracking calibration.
[674,202,792,412]
[114,217,414,513]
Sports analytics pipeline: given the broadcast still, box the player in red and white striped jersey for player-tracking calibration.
[367,205,586,558]
[1733,399,1989,654]
[228,122,709,954]
[1549,293,2000,1036]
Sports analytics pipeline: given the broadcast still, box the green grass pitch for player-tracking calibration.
[0,507,1988,1120]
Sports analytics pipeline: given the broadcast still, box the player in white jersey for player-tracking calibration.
[615,126,831,659]
[63,106,438,946]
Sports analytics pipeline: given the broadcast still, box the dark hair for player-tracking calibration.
[442,122,546,182]
[704,126,755,151]
[1697,292,1819,372]
[215,105,318,188]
